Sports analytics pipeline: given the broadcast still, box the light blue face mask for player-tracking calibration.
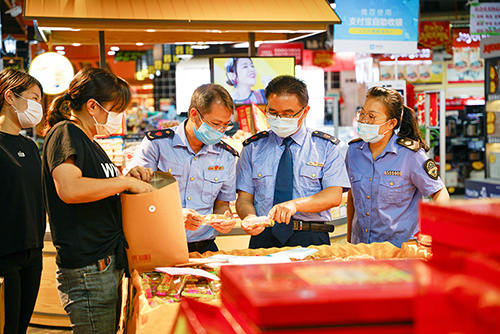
[357,119,391,144]
[193,121,224,145]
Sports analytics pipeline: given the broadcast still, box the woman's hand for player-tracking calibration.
[183,208,203,231]
[125,176,156,194]
[126,166,153,182]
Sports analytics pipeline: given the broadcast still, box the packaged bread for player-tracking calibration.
[202,214,231,225]
[241,216,274,228]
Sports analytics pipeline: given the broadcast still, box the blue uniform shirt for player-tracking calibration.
[128,120,237,242]
[237,125,350,222]
[345,134,445,247]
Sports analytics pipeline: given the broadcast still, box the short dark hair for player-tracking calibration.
[189,83,234,116]
[265,75,308,106]
[0,68,43,113]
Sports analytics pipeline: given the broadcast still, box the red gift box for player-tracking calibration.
[420,199,500,255]
[222,286,414,334]
[415,261,500,333]
[220,260,419,329]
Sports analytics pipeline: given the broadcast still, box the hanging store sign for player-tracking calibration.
[258,43,303,65]
[418,21,451,50]
[470,2,500,36]
[480,36,500,59]
[333,0,419,54]
[453,28,482,48]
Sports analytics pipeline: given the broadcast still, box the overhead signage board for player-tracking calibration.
[470,2,500,36]
[333,0,419,54]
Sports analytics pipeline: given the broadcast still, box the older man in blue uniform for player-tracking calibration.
[128,84,238,253]
[236,75,350,249]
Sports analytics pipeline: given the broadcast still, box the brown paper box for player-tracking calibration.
[121,172,189,273]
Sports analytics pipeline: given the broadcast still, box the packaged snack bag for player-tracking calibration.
[241,216,274,229]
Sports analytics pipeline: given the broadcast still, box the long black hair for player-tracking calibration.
[367,86,428,151]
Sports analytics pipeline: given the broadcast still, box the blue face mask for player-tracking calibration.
[193,121,224,145]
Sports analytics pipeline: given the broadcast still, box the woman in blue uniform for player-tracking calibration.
[346,86,449,248]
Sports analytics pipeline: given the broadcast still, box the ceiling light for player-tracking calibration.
[108,51,116,56]
[72,43,81,47]
[55,46,65,51]
[110,46,120,51]
[57,51,66,55]
[147,29,156,32]
[136,42,144,46]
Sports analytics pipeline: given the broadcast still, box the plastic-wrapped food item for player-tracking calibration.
[241,216,274,229]
[181,275,217,301]
[202,214,231,225]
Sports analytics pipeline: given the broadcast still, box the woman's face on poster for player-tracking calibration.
[236,58,257,86]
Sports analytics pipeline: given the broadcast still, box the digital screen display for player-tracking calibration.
[211,56,295,105]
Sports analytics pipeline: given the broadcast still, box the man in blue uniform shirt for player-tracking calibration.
[128,84,238,253]
[236,75,351,249]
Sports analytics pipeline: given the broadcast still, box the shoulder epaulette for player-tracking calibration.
[217,140,239,157]
[312,130,339,145]
[242,131,269,147]
[146,128,175,141]
[396,137,422,152]
[348,138,363,145]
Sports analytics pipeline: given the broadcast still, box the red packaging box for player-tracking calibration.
[420,199,500,255]
[171,298,242,334]
[220,259,419,329]
[415,261,500,333]
[222,286,414,334]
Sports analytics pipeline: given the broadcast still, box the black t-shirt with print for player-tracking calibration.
[42,120,123,268]
[0,132,45,257]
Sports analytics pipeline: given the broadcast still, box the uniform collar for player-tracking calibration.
[358,133,399,156]
[173,120,219,155]
[271,124,307,147]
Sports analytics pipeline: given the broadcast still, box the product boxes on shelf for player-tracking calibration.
[220,259,419,329]
[121,171,189,273]
[419,198,500,256]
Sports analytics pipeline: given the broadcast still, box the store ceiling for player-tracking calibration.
[23,0,340,45]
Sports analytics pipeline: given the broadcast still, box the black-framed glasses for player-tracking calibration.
[265,104,307,119]
[355,110,389,125]
[197,110,234,132]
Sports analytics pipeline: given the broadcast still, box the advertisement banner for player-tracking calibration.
[302,50,356,71]
[470,3,500,35]
[480,36,500,59]
[333,0,419,54]
[418,21,451,50]
[257,43,304,65]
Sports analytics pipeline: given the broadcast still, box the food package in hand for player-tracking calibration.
[241,216,275,229]
[202,214,231,225]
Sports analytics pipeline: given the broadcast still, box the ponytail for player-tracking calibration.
[43,95,71,135]
[398,105,429,151]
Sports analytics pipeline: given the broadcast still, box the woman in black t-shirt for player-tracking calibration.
[0,69,44,334]
[42,68,155,334]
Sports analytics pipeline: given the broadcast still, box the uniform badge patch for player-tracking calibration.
[424,159,438,180]
[208,165,224,171]
[306,162,324,167]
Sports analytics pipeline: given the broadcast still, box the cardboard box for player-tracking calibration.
[221,259,419,329]
[420,199,500,255]
[121,172,189,273]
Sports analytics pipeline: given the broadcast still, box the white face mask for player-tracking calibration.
[357,119,392,144]
[267,115,302,138]
[92,100,123,136]
[12,93,43,128]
